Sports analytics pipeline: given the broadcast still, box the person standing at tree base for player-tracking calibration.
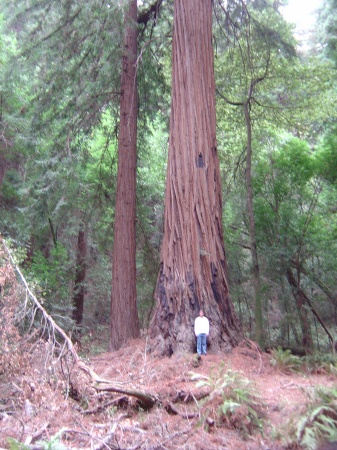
[194,310,210,355]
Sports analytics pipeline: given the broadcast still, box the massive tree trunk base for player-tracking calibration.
[149,326,241,357]
[149,318,242,356]
[149,265,243,356]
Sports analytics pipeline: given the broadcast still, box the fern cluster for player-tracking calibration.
[270,347,302,373]
[190,363,263,437]
[283,386,337,449]
[302,354,337,375]
[270,348,337,375]
[8,429,68,450]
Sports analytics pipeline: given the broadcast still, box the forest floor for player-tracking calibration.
[1,335,337,450]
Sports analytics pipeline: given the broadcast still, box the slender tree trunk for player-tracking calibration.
[0,152,7,189]
[72,228,87,325]
[243,101,264,349]
[286,268,314,354]
[110,0,140,351]
[48,217,57,248]
[294,262,336,307]
[287,266,334,347]
[149,0,242,356]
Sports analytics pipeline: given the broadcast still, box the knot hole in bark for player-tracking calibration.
[197,153,204,168]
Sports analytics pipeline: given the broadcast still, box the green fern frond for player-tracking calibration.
[270,347,302,373]
[300,427,317,450]
[221,400,241,414]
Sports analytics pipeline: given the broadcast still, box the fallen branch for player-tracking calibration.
[78,361,156,410]
[2,238,79,362]
[82,396,128,415]
[164,401,198,419]
[24,422,50,446]
[20,426,118,450]
[1,238,157,410]
[157,425,193,448]
[244,339,263,374]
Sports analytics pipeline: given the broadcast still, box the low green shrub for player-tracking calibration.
[190,364,263,437]
[270,347,302,373]
[284,386,337,449]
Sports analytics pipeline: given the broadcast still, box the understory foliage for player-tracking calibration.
[270,347,337,375]
[0,249,28,377]
[282,386,337,450]
[270,347,303,373]
[8,431,68,450]
[0,0,336,359]
[1,244,337,449]
[270,349,337,448]
[190,364,263,436]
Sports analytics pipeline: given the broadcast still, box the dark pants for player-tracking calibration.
[197,333,207,355]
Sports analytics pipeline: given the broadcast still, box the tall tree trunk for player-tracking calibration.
[294,261,336,307]
[244,101,264,350]
[0,152,7,189]
[110,0,140,351]
[149,0,242,356]
[72,228,87,325]
[286,268,314,354]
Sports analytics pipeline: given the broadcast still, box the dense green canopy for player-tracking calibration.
[0,0,336,353]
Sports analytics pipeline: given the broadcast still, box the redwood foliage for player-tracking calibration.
[149,0,242,355]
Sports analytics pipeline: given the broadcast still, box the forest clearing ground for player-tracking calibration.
[1,337,336,450]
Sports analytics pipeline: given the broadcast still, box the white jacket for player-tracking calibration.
[194,316,209,336]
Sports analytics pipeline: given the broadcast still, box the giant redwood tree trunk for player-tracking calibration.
[110,0,140,350]
[149,0,242,355]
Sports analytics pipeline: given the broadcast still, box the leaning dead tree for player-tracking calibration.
[0,237,156,410]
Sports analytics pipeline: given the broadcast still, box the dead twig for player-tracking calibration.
[242,339,263,374]
[164,401,198,419]
[2,238,157,411]
[2,238,79,363]
[24,422,50,446]
[82,396,128,415]
[78,361,157,409]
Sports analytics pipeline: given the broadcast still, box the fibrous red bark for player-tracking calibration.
[149,0,242,355]
[110,0,140,350]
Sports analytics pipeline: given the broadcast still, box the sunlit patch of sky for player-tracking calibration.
[281,0,323,45]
